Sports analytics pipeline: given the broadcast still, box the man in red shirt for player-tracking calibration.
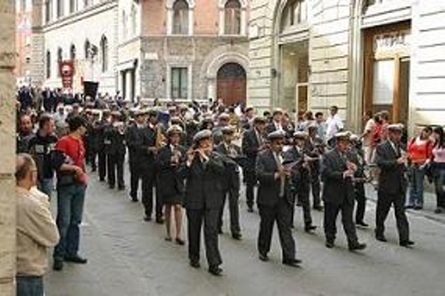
[51,116,88,271]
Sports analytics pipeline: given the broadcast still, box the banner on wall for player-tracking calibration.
[58,60,75,91]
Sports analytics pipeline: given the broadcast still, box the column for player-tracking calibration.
[0,1,17,295]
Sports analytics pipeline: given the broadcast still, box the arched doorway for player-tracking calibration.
[216,62,246,106]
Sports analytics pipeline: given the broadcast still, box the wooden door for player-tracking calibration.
[217,63,246,106]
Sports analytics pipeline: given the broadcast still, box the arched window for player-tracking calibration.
[46,51,51,78]
[224,0,241,35]
[70,44,76,60]
[173,0,189,35]
[57,47,63,77]
[131,5,137,36]
[280,0,307,32]
[84,39,90,59]
[100,36,109,72]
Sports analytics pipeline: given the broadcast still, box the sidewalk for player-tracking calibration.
[364,184,445,225]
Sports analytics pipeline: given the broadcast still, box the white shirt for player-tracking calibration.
[326,114,344,140]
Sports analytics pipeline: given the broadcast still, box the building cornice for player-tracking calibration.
[43,1,117,33]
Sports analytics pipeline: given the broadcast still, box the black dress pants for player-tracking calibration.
[354,183,366,223]
[218,182,241,235]
[245,169,256,208]
[324,201,358,245]
[107,153,125,188]
[141,166,162,219]
[376,191,410,243]
[98,151,107,180]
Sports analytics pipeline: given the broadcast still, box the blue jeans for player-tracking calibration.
[409,165,426,207]
[53,184,86,260]
[37,178,53,200]
[16,275,44,296]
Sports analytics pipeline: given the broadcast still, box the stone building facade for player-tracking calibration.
[117,0,249,104]
[32,0,119,95]
[15,0,33,86]
[248,0,445,134]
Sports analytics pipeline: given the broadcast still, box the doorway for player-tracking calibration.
[216,63,247,106]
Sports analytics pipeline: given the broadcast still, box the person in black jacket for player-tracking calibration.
[256,130,302,267]
[374,124,413,247]
[125,110,147,202]
[321,132,366,251]
[215,126,243,240]
[97,110,111,182]
[179,130,226,276]
[104,111,126,190]
[157,125,187,245]
[284,131,317,233]
[241,116,267,212]
[28,114,58,198]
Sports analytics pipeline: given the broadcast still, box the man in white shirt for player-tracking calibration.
[325,105,344,147]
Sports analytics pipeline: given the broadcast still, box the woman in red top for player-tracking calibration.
[51,116,88,271]
[407,126,433,209]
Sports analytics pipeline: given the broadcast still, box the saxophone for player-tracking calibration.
[155,123,165,150]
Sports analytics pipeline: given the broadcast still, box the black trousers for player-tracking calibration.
[218,182,241,235]
[90,149,97,171]
[98,151,107,180]
[129,161,142,200]
[187,208,222,267]
[376,191,410,242]
[245,169,256,208]
[354,183,366,223]
[107,153,125,188]
[141,166,162,218]
[310,167,322,208]
[297,183,312,227]
[324,201,358,245]
[258,199,296,261]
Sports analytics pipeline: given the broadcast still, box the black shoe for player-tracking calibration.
[175,238,185,245]
[405,205,414,209]
[64,255,88,264]
[218,229,223,235]
[144,216,152,222]
[91,168,97,172]
[413,206,423,210]
[259,253,269,262]
[304,225,317,233]
[208,266,223,276]
[325,240,335,248]
[190,261,200,268]
[129,195,138,202]
[232,233,242,240]
[99,178,105,182]
[108,184,115,189]
[400,240,415,247]
[155,217,164,224]
[349,243,367,251]
[356,221,369,228]
[313,205,324,211]
[118,185,125,191]
[434,208,443,214]
[375,235,387,242]
[53,259,64,271]
[283,259,302,267]
[247,207,254,213]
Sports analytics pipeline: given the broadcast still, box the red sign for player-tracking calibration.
[59,60,75,90]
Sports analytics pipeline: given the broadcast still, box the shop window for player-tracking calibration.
[224,0,241,35]
[173,0,189,35]
[171,67,188,99]
[280,0,307,32]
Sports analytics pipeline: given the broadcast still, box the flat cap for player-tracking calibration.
[218,113,230,120]
[221,126,236,135]
[350,134,360,142]
[147,109,158,117]
[388,123,404,132]
[273,108,284,116]
[193,129,213,143]
[267,130,287,141]
[166,124,184,136]
[111,111,121,117]
[293,131,308,139]
[335,131,352,141]
[92,109,101,115]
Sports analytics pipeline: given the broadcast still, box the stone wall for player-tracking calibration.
[0,1,17,295]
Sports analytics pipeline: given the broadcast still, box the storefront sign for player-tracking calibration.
[59,60,75,90]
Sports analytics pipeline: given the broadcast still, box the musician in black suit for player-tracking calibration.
[179,130,226,276]
[157,125,187,245]
[97,110,111,182]
[284,131,317,233]
[215,126,243,240]
[321,132,366,251]
[374,124,413,247]
[241,116,267,212]
[104,111,126,190]
[265,108,293,139]
[256,130,302,267]
[306,123,324,211]
[125,109,147,202]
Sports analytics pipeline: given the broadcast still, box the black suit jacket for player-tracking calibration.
[256,149,293,207]
[375,141,407,195]
[283,146,309,193]
[157,145,187,197]
[242,128,261,171]
[180,152,226,210]
[215,142,242,189]
[321,149,355,205]
[125,124,156,167]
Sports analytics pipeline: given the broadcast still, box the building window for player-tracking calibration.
[57,47,63,77]
[224,0,241,35]
[70,0,77,13]
[171,67,188,99]
[280,0,307,32]
[57,0,64,18]
[70,44,76,60]
[45,0,51,23]
[85,39,90,59]
[173,0,189,35]
[46,51,51,78]
[100,36,109,72]
[122,11,127,40]
[131,5,137,36]
[21,0,27,12]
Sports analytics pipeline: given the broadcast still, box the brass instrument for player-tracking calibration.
[155,123,166,150]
